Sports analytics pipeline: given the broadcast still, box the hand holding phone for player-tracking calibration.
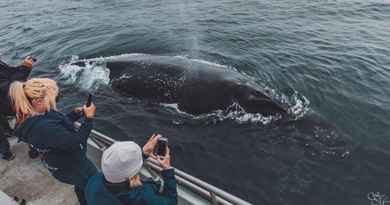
[83,94,95,118]
[83,104,96,119]
[143,134,160,158]
[22,56,36,69]
[157,146,171,170]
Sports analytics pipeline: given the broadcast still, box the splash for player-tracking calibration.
[58,55,110,91]
[287,92,310,119]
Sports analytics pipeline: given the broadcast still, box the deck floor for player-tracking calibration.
[0,138,78,205]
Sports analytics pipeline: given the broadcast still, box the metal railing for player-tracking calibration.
[83,125,252,205]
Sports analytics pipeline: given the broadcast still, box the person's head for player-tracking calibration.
[9,78,58,124]
[36,78,59,110]
[101,141,143,187]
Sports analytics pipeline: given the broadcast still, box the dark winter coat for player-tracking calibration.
[85,169,178,205]
[15,110,93,172]
[0,60,31,115]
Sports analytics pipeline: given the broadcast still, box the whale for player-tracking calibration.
[73,55,288,117]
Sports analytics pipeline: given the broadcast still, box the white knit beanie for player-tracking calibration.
[101,141,143,183]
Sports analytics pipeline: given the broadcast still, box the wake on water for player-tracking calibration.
[58,54,310,125]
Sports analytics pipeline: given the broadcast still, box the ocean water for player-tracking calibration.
[1,0,390,204]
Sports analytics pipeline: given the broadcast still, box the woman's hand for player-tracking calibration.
[83,103,96,119]
[21,56,34,69]
[157,147,171,170]
[143,134,160,159]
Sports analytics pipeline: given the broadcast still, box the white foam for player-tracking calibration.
[287,91,310,119]
[221,102,282,125]
[162,102,282,125]
[265,87,310,120]
[58,56,110,91]
[160,103,190,115]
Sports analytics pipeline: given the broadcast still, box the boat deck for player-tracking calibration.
[0,138,78,205]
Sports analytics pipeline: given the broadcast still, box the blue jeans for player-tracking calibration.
[50,159,98,205]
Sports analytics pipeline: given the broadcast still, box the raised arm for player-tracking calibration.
[142,136,178,205]
[142,167,178,205]
[144,148,177,205]
[0,58,33,94]
[77,104,96,146]
[157,148,177,202]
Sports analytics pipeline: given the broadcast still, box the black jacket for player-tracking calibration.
[15,110,93,172]
[0,60,31,115]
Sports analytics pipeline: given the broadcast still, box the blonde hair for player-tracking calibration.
[129,174,142,188]
[9,78,59,124]
[37,78,59,110]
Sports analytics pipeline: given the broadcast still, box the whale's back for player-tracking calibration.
[94,56,287,116]
[108,60,186,102]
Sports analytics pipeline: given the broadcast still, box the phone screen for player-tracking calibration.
[155,137,168,156]
[86,94,92,107]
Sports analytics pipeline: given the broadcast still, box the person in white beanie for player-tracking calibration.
[85,134,177,205]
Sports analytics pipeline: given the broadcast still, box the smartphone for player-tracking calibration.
[86,94,93,107]
[155,137,168,156]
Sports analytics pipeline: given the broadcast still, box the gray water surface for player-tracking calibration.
[1,1,390,204]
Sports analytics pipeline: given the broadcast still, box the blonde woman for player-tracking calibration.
[24,78,60,159]
[10,78,97,205]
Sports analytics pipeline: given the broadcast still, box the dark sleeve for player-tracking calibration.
[40,118,93,151]
[0,62,31,95]
[9,65,31,81]
[66,110,83,122]
[144,169,178,205]
[161,169,178,201]
[76,118,94,147]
